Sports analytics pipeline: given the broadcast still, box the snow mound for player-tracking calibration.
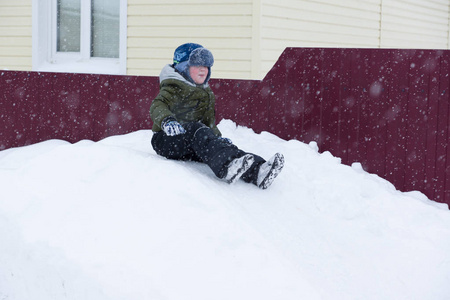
[1,119,450,300]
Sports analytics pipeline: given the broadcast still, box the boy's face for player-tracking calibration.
[189,66,208,84]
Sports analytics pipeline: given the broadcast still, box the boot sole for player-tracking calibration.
[258,153,285,189]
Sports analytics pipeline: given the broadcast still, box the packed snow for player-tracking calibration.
[1,119,450,300]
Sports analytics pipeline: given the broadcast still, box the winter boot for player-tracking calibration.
[224,154,255,184]
[257,153,285,189]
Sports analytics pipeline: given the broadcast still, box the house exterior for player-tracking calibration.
[1,0,450,80]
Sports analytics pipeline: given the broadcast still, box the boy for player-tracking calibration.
[150,43,284,189]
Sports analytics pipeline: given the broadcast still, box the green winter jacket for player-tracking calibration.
[150,64,221,136]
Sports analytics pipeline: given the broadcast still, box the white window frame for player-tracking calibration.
[32,0,127,75]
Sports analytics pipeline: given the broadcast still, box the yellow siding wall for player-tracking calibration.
[127,0,255,79]
[0,0,32,71]
[380,0,450,48]
[259,0,450,79]
[260,0,381,78]
[3,0,450,79]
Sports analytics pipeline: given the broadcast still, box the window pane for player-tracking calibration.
[91,0,120,58]
[57,0,81,52]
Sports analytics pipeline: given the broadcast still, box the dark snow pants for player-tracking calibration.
[151,122,264,184]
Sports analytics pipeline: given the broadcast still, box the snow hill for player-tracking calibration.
[1,119,450,300]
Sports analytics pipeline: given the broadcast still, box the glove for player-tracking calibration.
[161,117,186,136]
[219,137,233,145]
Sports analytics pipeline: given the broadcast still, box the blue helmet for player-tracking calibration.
[173,43,203,65]
[173,43,214,67]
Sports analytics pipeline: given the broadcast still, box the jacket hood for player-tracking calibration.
[159,64,210,88]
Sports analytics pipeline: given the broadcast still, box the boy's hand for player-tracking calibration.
[162,117,186,136]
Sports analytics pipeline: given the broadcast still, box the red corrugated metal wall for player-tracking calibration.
[1,48,449,206]
[0,72,157,147]
[254,48,450,205]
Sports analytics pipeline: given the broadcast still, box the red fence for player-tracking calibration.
[0,72,158,147]
[251,48,450,205]
[1,48,450,206]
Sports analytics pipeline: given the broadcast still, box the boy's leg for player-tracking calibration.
[151,122,248,179]
[183,122,284,187]
[184,122,247,179]
[152,122,284,188]
[151,130,198,160]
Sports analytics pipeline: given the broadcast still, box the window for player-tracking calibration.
[32,0,127,75]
